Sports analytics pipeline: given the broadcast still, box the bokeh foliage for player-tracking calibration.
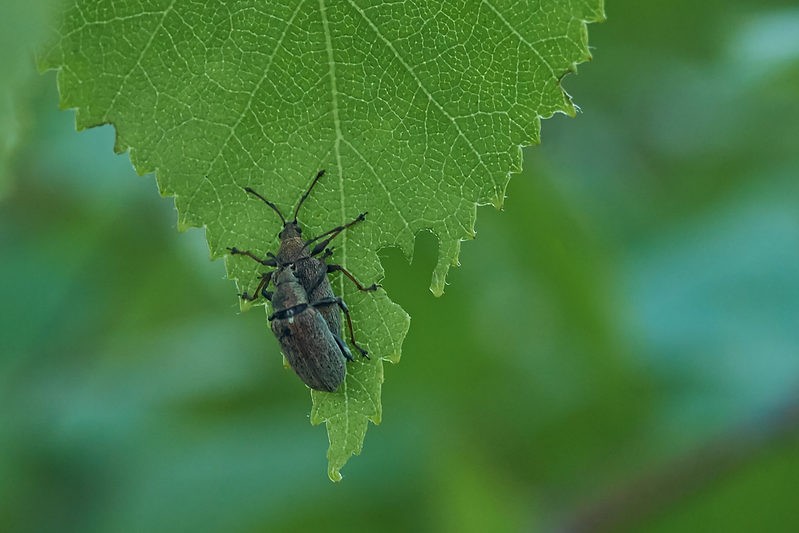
[2,0,799,531]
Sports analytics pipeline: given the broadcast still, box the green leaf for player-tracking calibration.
[38,0,603,480]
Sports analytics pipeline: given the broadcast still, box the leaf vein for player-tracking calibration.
[204,1,307,181]
[344,0,498,195]
[103,0,177,122]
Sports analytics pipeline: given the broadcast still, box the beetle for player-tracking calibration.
[267,265,347,392]
[228,169,378,390]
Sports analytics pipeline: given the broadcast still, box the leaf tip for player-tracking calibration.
[491,193,505,211]
[327,466,343,483]
[430,271,447,297]
[429,229,470,296]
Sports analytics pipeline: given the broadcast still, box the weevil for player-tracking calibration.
[268,265,347,392]
[228,169,378,390]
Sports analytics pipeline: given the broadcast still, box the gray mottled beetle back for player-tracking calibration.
[293,255,350,358]
[269,267,346,392]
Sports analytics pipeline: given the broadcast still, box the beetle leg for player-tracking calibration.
[240,271,273,302]
[227,247,278,267]
[307,213,367,256]
[299,249,337,296]
[313,297,369,358]
[305,267,328,295]
[332,332,355,361]
[327,264,380,292]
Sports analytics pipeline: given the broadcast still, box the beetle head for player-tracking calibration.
[279,221,303,240]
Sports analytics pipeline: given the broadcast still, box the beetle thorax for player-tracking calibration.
[276,236,309,265]
[271,266,309,310]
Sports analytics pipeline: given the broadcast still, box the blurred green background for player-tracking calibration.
[2,1,798,532]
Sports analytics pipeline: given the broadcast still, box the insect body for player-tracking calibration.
[268,266,346,392]
[228,170,378,391]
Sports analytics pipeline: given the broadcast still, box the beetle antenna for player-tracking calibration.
[293,169,326,222]
[244,187,286,224]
